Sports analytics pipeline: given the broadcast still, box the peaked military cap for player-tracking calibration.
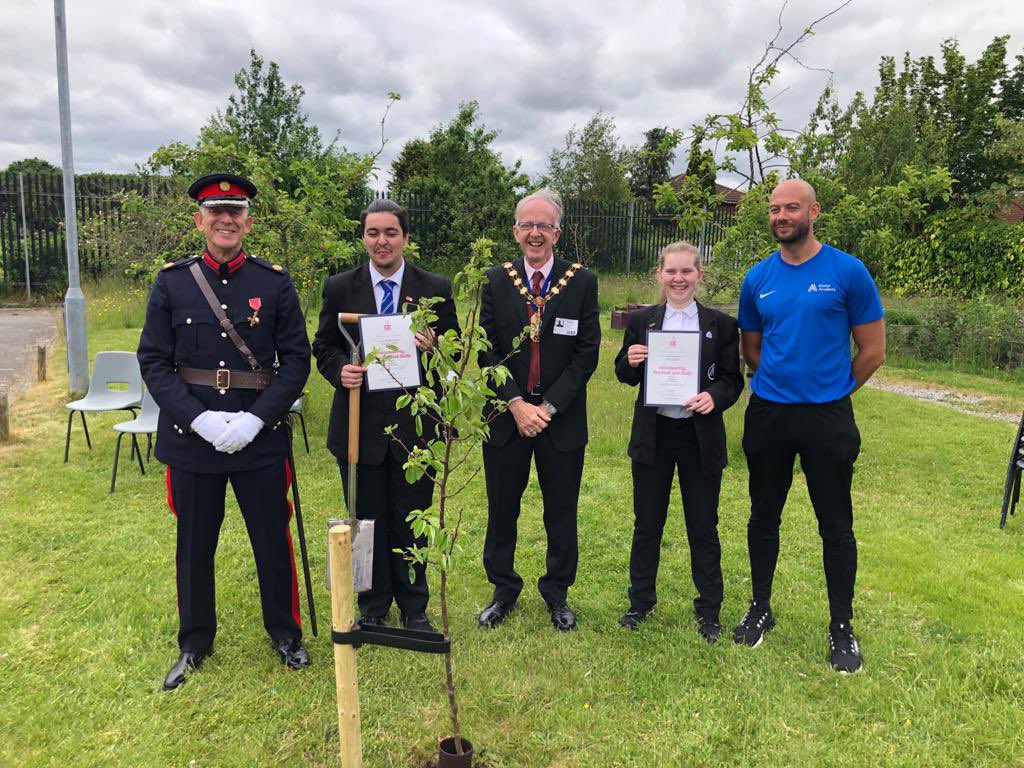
[187,173,258,207]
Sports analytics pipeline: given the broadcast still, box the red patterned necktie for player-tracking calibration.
[527,270,543,393]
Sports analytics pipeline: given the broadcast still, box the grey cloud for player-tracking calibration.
[1,0,1021,180]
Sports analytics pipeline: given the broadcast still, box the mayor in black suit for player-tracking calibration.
[477,188,601,632]
[613,241,743,642]
[312,199,459,632]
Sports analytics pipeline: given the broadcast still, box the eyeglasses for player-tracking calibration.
[515,221,559,233]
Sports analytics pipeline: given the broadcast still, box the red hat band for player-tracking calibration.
[197,180,250,206]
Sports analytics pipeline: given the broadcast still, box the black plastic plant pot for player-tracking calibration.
[438,736,473,767]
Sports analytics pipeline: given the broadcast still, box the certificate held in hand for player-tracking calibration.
[643,330,701,408]
[356,313,423,392]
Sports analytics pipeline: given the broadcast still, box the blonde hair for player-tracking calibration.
[655,241,702,304]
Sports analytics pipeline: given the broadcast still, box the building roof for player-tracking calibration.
[668,174,746,206]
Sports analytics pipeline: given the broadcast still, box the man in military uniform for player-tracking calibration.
[138,173,312,690]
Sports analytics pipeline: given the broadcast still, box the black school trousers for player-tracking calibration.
[339,456,432,619]
[628,415,723,620]
[742,393,861,623]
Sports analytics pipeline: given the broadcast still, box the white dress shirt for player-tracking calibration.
[657,301,699,420]
[368,261,406,314]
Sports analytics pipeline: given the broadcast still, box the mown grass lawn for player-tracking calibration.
[1,279,1022,767]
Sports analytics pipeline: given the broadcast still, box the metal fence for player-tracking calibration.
[0,172,151,294]
[0,173,736,294]
[558,200,736,273]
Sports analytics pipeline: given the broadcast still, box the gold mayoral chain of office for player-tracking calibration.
[503,261,584,342]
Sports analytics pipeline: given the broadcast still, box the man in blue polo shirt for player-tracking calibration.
[733,178,885,673]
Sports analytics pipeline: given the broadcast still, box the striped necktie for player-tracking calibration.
[380,279,395,314]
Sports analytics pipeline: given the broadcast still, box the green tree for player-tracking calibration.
[365,238,518,759]
[543,111,632,202]
[202,50,325,191]
[390,101,529,272]
[81,51,381,313]
[797,36,1023,202]
[626,127,679,200]
[4,157,59,174]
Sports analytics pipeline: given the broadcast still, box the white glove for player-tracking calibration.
[190,411,232,445]
[212,412,265,454]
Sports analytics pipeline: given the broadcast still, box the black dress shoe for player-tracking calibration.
[162,649,209,691]
[478,600,515,628]
[548,602,577,632]
[273,637,311,669]
[697,616,723,644]
[356,614,387,629]
[618,608,651,631]
[401,613,436,633]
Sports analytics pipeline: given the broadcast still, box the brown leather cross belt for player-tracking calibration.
[178,366,273,391]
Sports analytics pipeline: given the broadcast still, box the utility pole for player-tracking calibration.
[54,0,88,395]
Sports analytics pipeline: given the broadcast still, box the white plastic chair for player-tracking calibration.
[290,396,309,453]
[110,387,160,493]
[64,351,143,462]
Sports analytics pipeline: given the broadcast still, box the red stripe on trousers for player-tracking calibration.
[284,458,302,631]
[165,466,177,517]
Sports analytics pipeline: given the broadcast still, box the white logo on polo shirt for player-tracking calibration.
[807,283,837,293]
[759,290,776,299]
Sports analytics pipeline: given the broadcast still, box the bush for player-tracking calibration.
[888,296,1024,369]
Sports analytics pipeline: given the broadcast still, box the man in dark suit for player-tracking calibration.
[138,173,311,691]
[477,188,601,632]
[312,199,459,632]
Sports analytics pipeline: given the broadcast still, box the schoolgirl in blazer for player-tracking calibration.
[613,241,743,640]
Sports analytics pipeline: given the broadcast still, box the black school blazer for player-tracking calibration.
[613,301,743,475]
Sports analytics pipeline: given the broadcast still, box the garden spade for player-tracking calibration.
[325,311,374,593]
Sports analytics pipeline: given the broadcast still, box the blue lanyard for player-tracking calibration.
[529,269,554,311]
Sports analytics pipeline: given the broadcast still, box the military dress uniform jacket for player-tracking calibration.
[137,254,311,473]
[312,262,459,466]
[613,301,743,475]
[478,257,601,452]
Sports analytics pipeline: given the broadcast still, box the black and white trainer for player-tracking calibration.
[828,621,863,673]
[731,601,775,647]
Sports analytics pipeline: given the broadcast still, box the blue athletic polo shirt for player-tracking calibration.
[737,243,884,404]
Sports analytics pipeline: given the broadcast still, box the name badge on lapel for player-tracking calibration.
[553,317,578,336]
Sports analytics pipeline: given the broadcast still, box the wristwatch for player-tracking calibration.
[543,401,558,416]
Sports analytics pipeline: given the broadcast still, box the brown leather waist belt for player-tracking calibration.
[178,366,272,391]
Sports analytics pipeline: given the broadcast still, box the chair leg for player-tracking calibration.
[132,435,145,474]
[65,411,74,463]
[80,412,91,449]
[146,433,153,463]
[296,411,309,453]
[110,433,124,493]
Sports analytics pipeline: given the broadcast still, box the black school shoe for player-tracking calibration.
[618,608,651,631]
[828,621,863,673]
[696,615,723,644]
[732,601,775,647]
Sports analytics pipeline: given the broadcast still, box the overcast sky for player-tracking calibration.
[2,0,1022,187]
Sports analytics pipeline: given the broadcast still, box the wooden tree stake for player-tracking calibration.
[329,524,362,768]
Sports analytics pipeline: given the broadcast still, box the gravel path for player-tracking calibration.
[866,378,1021,424]
[0,308,58,399]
